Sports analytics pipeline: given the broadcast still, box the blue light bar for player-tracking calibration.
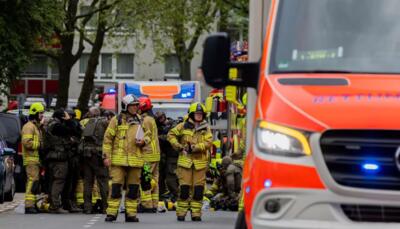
[108,88,116,93]
[362,163,380,171]
[173,83,196,99]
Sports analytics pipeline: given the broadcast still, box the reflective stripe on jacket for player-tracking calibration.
[142,112,160,162]
[167,119,212,170]
[102,113,144,167]
[21,121,41,166]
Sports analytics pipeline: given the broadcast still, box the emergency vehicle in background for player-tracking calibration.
[101,81,201,119]
[202,0,400,228]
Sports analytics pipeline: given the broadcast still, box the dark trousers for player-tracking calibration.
[62,156,81,209]
[83,155,109,211]
[165,160,178,200]
[48,161,68,209]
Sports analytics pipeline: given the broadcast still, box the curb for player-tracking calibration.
[0,200,23,213]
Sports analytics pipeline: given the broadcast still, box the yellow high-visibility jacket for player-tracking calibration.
[21,121,42,166]
[142,112,160,162]
[102,113,144,167]
[167,119,212,170]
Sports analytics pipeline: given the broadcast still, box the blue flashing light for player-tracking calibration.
[264,179,272,189]
[362,163,380,171]
[173,83,196,99]
[108,88,116,94]
[245,186,250,194]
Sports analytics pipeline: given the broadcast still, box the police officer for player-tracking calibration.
[44,109,72,214]
[155,112,179,202]
[21,103,45,214]
[103,94,145,223]
[138,97,160,212]
[167,102,212,222]
[81,107,109,214]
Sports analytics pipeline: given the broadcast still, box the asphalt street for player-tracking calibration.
[0,206,237,229]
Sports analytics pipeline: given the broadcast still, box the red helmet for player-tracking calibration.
[139,97,152,112]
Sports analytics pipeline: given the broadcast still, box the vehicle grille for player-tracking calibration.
[320,130,400,191]
[341,204,400,222]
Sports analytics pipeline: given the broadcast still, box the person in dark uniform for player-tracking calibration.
[155,112,179,202]
[62,109,82,213]
[44,109,73,214]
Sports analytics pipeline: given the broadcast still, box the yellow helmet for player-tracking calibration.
[74,109,82,120]
[189,102,206,114]
[29,102,45,115]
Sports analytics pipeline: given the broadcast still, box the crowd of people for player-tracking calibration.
[20,94,243,223]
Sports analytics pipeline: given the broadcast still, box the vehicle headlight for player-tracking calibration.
[256,121,311,156]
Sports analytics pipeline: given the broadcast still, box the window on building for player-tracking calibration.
[101,54,112,79]
[79,54,90,77]
[22,55,48,78]
[49,58,59,80]
[165,54,180,76]
[116,54,134,78]
[78,53,135,81]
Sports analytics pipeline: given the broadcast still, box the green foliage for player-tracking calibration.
[120,0,249,80]
[0,0,62,93]
[217,0,249,39]
[140,0,217,61]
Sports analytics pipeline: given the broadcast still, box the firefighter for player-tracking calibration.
[167,102,212,222]
[237,93,247,212]
[44,109,73,213]
[21,102,45,214]
[103,94,145,223]
[138,97,160,212]
[81,107,109,214]
[205,156,241,211]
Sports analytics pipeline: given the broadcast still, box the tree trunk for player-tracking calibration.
[77,0,108,113]
[77,31,106,113]
[56,58,73,109]
[55,0,80,109]
[179,58,191,81]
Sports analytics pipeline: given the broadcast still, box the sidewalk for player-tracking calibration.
[0,193,24,213]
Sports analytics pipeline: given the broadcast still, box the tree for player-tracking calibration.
[78,0,118,112]
[0,0,60,94]
[135,0,218,81]
[76,0,148,112]
[217,0,249,38]
[38,0,112,109]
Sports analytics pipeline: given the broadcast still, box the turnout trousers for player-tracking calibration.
[107,166,141,217]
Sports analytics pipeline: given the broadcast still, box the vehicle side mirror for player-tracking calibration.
[201,33,231,89]
[202,33,259,89]
[2,148,16,156]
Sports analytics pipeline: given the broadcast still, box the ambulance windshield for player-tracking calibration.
[271,0,400,74]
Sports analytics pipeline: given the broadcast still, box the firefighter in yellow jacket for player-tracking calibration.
[138,97,160,212]
[21,102,45,214]
[167,102,212,222]
[103,94,145,223]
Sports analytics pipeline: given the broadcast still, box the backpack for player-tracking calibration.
[83,117,108,144]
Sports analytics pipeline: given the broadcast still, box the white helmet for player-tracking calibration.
[121,94,139,112]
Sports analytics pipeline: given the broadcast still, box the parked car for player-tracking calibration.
[0,142,16,203]
[0,113,23,192]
